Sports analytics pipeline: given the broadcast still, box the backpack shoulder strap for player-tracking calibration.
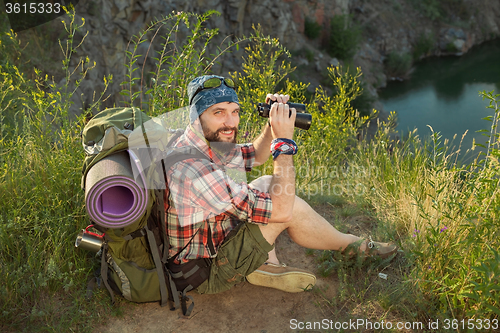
[162,147,207,174]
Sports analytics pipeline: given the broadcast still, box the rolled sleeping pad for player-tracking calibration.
[85,151,149,228]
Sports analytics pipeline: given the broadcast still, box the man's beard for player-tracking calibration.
[201,123,238,153]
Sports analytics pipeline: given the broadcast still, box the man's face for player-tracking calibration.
[199,102,240,143]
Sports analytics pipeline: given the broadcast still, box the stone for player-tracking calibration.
[315,60,322,72]
[41,0,499,121]
[135,41,152,66]
[297,57,309,66]
[453,39,465,52]
[291,4,304,33]
[113,0,131,13]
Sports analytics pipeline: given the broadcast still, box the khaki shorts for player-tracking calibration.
[196,222,273,294]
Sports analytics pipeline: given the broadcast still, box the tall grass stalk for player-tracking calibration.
[1,9,112,331]
[345,92,500,320]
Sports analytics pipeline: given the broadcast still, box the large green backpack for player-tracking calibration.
[80,107,207,315]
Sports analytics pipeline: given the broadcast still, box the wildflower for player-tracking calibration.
[439,226,448,233]
[243,131,249,138]
[412,229,420,237]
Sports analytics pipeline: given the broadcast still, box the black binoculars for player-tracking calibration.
[257,101,312,130]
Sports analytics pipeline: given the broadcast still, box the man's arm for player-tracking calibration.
[266,96,297,223]
[169,159,272,226]
[268,153,295,222]
[252,124,272,166]
[252,94,290,166]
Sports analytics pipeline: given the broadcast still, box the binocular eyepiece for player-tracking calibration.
[257,101,312,130]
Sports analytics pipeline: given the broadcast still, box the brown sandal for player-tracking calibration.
[340,237,397,259]
[364,236,397,259]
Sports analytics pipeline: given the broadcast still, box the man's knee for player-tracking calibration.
[291,195,310,217]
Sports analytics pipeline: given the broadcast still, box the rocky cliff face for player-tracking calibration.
[21,0,500,116]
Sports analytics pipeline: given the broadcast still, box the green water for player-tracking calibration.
[379,38,500,160]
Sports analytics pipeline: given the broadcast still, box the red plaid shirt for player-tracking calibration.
[164,125,272,263]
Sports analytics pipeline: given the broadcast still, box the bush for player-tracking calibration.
[410,0,466,22]
[304,17,322,40]
[0,12,99,330]
[384,51,413,78]
[327,15,361,61]
[445,41,459,53]
[350,81,375,118]
[413,32,435,59]
[421,0,442,21]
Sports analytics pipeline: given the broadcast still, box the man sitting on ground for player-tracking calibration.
[164,75,397,294]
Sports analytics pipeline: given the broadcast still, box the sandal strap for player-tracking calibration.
[367,236,375,249]
[264,262,287,268]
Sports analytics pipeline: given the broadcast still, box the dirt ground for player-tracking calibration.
[97,204,396,333]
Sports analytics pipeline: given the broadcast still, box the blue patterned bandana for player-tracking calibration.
[188,75,239,122]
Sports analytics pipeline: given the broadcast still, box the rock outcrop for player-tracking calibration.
[17,0,500,117]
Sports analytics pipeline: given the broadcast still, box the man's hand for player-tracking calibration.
[266,94,296,140]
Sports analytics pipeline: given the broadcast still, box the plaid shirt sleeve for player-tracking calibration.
[170,159,272,226]
[240,143,255,172]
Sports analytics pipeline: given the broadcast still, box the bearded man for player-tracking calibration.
[164,75,397,296]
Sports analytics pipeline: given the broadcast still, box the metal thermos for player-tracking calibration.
[75,226,104,252]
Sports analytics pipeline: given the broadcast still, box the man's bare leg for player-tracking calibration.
[259,195,367,260]
[247,176,396,293]
[249,176,367,264]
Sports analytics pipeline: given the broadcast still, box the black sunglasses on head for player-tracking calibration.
[190,77,235,104]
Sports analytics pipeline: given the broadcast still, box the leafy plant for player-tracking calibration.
[384,51,413,79]
[0,9,105,331]
[327,15,361,61]
[121,11,220,113]
[413,32,436,60]
[304,17,322,40]
[231,27,294,142]
[410,0,467,22]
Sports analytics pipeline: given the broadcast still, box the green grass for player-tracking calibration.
[1,7,499,332]
[344,97,500,320]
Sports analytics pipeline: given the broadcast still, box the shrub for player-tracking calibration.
[350,81,375,118]
[445,41,459,53]
[410,0,466,22]
[410,0,442,21]
[413,32,435,59]
[0,11,100,330]
[327,15,361,61]
[230,28,295,141]
[304,17,322,40]
[384,51,413,78]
